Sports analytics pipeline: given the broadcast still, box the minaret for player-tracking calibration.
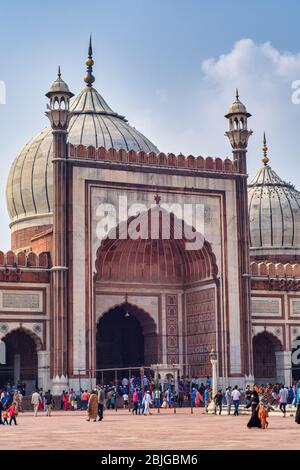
[225,91,253,380]
[225,89,253,173]
[46,68,74,395]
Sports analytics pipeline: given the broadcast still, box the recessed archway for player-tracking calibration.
[96,303,158,376]
[253,331,282,381]
[0,329,39,393]
[94,205,219,377]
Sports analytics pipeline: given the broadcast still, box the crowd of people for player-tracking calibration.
[0,386,24,425]
[1,376,300,428]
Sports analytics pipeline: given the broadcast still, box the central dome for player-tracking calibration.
[6,80,159,233]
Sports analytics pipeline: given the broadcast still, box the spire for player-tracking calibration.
[262,132,270,166]
[236,88,239,100]
[84,34,95,87]
[58,65,61,79]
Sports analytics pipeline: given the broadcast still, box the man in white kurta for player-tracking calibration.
[142,391,152,415]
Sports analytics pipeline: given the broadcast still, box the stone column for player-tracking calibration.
[275,351,292,386]
[37,350,50,391]
[210,349,218,398]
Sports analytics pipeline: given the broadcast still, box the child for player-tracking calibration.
[2,408,9,425]
[8,403,17,425]
[123,393,129,408]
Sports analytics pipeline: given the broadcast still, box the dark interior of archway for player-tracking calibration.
[253,333,281,380]
[0,331,37,388]
[96,307,145,375]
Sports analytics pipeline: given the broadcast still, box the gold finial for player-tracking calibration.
[236,88,239,100]
[262,132,269,166]
[84,34,95,87]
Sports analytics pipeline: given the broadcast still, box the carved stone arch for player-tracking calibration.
[1,326,43,351]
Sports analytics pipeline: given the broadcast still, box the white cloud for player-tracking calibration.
[142,38,300,188]
[198,38,300,183]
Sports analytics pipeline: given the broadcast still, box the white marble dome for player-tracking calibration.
[6,85,159,231]
[248,163,300,259]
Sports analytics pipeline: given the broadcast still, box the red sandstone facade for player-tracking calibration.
[1,46,299,394]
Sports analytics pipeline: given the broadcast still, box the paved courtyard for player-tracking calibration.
[1,408,300,450]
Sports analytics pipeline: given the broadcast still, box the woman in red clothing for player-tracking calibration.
[63,392,69,411]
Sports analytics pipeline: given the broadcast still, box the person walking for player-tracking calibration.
[45,390,53,416]
[246,390,262,429]
[231,385,241,416]
[245,385,252,407]
[225,387,232,415]
[279,385,289,417]
[12,390,20,416]
[138,389,143,415]
[2,408,9,425]
[132,389,139,414]
[97,386,105,421]
[87,390,98,422]
[81,390,89,411]
[154,388,161,409]
[31,389,41,417]
[8,402,17,426]
[214,390,223,415]
[142,390,152,415]
[204,387,210,413]
[195,389,202,408]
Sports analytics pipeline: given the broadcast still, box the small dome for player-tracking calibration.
[248,164,300,260]
[228,100,247,115]
[48,68,72,95]
[6,85,159,231]
[225,90,251,117]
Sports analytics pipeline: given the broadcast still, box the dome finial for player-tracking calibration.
[236,88,239,100]
[262,132,270,166]
[58,65,61,79]
[84,34,95,87]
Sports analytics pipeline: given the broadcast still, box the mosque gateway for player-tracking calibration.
[1,41,300,394]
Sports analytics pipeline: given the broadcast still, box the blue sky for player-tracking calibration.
[1,0,300,249]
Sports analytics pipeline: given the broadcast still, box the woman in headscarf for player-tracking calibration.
[246,390,262,429]
[87,390,98,422]
[12,390,20,416]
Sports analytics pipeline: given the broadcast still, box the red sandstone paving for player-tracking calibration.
[0,409,299,450]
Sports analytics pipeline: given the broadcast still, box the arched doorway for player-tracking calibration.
[253,331,282,382]
[0,330,38,393]
[97,306,144,369]
[96,303,158,378]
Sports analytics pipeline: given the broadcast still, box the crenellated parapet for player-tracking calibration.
[0,250,50,283]
[251,261,300,291]
[251,261,300,278]
[68,145,241,174]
